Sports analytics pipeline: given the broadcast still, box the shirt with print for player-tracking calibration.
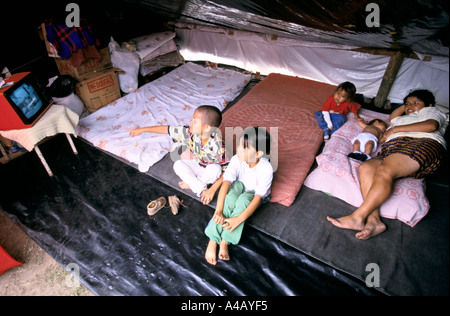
[168,125,229,169]
[320,95,361,115]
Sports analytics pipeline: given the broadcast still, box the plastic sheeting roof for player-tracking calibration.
[123,0,449,56]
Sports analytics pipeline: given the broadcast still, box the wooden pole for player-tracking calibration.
[374,51,405,108]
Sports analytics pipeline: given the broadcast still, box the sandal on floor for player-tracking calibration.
[168,195,186,215]
[147,197,167,216]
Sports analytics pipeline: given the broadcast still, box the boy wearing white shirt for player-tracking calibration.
[205,127,273,265]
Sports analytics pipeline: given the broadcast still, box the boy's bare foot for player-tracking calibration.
[326,214,365,231]
[205,240,218,265]
[179,181,191,190]
[218,240,230,261]
[355,217,386,240]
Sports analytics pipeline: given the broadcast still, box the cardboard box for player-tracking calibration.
[54,47,113,80]
[75,68,121,113]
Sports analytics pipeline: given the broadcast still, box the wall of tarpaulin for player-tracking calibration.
[175,23,449,108]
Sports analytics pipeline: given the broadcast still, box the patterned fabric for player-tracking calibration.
[169,125,228,169]
[304,109,432,227]
[219,73,328,207]
[45,22,100,60]
[373,136,446,179]
[77,62,250,172]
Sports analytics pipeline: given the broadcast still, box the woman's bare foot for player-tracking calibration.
[326,214,365,231]
[205,240,218,265]
[179,181,191,190]
[355,216,386,240]
[218,240,230,261]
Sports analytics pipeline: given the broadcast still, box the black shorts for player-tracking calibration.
[373,137,446,179]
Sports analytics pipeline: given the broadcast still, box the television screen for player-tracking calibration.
[0,71,53,130]
[9,83,43,119]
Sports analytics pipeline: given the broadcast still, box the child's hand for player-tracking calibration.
[212,211,225,225]
[201,188,215,205]
[222,216,242,233]
[126,128,141,137]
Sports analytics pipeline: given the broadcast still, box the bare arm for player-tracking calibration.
[354,109,362,120]
[223,195,263,233]
[211,181,231,224]
[201,173,224,205]
[127,125,169,137]
[384,119,439,139]
[393,119,439,133]
[357,120,369,129]
[389,105,406,121]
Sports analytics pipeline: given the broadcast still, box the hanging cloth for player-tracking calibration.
[45,21,100,63]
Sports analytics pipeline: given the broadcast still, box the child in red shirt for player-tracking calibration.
[315,82,361,140]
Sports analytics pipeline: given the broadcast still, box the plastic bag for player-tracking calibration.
[109,37,140,94]
[52,93,86,117]
[48,75,86,116]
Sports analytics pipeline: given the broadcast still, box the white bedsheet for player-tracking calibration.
[76,62,251,172]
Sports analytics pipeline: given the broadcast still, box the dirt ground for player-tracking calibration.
[0,209,94,296]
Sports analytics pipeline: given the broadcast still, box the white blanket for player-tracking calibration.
[76,62,251,172]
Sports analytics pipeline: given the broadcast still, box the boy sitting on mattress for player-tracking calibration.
[127,105,228,205]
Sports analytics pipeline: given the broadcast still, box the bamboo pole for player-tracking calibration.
[374,51,405,108]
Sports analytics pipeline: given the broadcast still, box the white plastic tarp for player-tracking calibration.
[175,24,449,108]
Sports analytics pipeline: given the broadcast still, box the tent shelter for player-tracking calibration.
[1,0,448,297]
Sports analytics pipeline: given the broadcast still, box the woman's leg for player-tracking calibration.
[355,159,385,240]
[328,154,420,239]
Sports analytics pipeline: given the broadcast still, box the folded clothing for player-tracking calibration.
[131,31,176,60]
[141,39,177,63]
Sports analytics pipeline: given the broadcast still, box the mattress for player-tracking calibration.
[219,73,331,206]
[76,62,251,172]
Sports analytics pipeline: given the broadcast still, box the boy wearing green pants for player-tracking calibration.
[205,127,273,265]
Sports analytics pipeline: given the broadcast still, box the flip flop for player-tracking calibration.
[147,197,167,216]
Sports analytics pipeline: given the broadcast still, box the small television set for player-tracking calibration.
[0,72,53,130]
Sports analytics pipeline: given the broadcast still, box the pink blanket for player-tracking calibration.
[220,73,331,206]
[304,109,430,227]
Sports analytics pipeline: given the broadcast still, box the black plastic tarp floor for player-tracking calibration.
[0,135,382,296]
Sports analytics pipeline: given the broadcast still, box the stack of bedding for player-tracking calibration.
[130,31,184,76]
